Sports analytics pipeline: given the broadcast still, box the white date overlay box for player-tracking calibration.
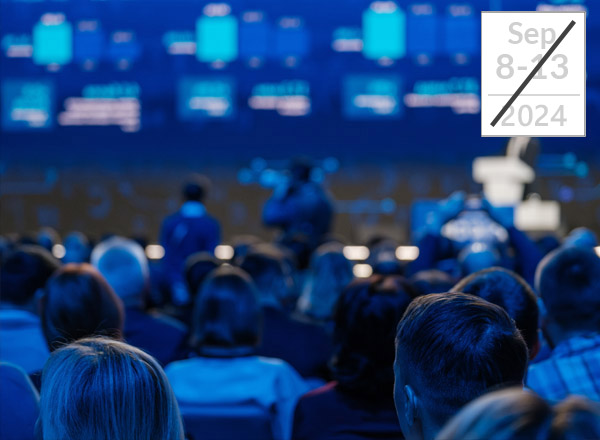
[481,12,585,137]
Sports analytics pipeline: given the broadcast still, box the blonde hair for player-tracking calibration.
[435,387,552,440]
[37,337,184,440]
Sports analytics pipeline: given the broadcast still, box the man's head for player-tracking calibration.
[535,246,600,336]
[182,175,210,203]
[0,245,60,307]
[451,267,540,359]
[239,246,293,308]
[394,293,528,440]
[91,237,149,308]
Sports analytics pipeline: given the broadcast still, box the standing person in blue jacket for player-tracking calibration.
[160,175,221,303]
[262,158,334,267]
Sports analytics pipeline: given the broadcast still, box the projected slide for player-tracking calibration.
[0,0,597,158]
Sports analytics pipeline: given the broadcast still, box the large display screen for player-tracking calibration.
[1,0,597,164]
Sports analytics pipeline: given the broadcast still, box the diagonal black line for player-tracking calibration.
[490,19,576,127]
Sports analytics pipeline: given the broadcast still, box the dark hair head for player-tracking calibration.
[0,245,60,306]
[191,266,261,350]
[239,247,291,306]
[435,387,553,440]
[38,337,184,440]
[182,175,210,202]
[452,267,539,354]
[410,269,456,296]
[41,263,124,351]
[290,156,313,182]
[184,252,220,296]
[395,293,528,425]
[298,242,354,320]
[535,246,600,330]
[332,275,417,399]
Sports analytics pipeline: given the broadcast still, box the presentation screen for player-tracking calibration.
[1,0,597,163]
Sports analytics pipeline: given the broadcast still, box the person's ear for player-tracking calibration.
[529,333,542,360]
[404,385,417,427]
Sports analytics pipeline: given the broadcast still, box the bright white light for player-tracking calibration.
[215,245,234,260]
[343,246,370,261]
[396,246,420,261]
[145,244,165,260]
[353,264,373,278]
[595,246,600,258]
[52,244,66,259]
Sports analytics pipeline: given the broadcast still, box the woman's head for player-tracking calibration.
[437,388,600,440]
[191,265,262,351]
[436,387,552,440]
[37,337,184,440]
[331,275,416,399]
[41,263,124,351]
[298,242,353,320]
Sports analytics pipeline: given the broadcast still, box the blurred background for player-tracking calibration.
[1,0,598,243]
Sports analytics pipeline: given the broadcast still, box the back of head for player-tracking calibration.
[192,266,261,351]
[436,388,552,440]
[299,242,353,320]
[62,231,91,264]
[239,247,290,307]
[182,174,210,202]
[563,227,598,250]
[184,252,221,297]
[0,245,60,306]
[41,264,124,351]
[38,337,183,440]
[551,396,600,440]
[452,267,539,355]
[332,275,416,399]
[289,156,313,183]
[91,237,149,307]
[410,269,456,296]
[458,242,502,276]
[395,293,528,428]
[535,246,600,331]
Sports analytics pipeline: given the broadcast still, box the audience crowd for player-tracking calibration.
[1,177,599,440]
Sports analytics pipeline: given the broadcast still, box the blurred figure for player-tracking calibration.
[36,227,60,253]
[293,275,416,440]
[528,246,600,402]
[451,267,540,359]
[457,242,501,276]
[91,237,188,366]
[367,237,404,276]
[166,266,307,440]
[263,158,334,262]
[163,252,221,327]
[552,396,600,439]
[160,175,221,301]
[0,245,60,373]
[394,293,528,440]
[409,269,456,296]
[563,227,598,250]
[241,247,333,379]
[297,242,353,327]
[62,231,91,264]
[37,337,184,440]
[231,234,264,265]
[0,363,39,440]
[40,264,124,351]
[435,388,552,440]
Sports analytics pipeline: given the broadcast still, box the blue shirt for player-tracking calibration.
[0,309,49,374]
[166,355,308,440]
[0,363,40,440]
[527,333,600,402]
